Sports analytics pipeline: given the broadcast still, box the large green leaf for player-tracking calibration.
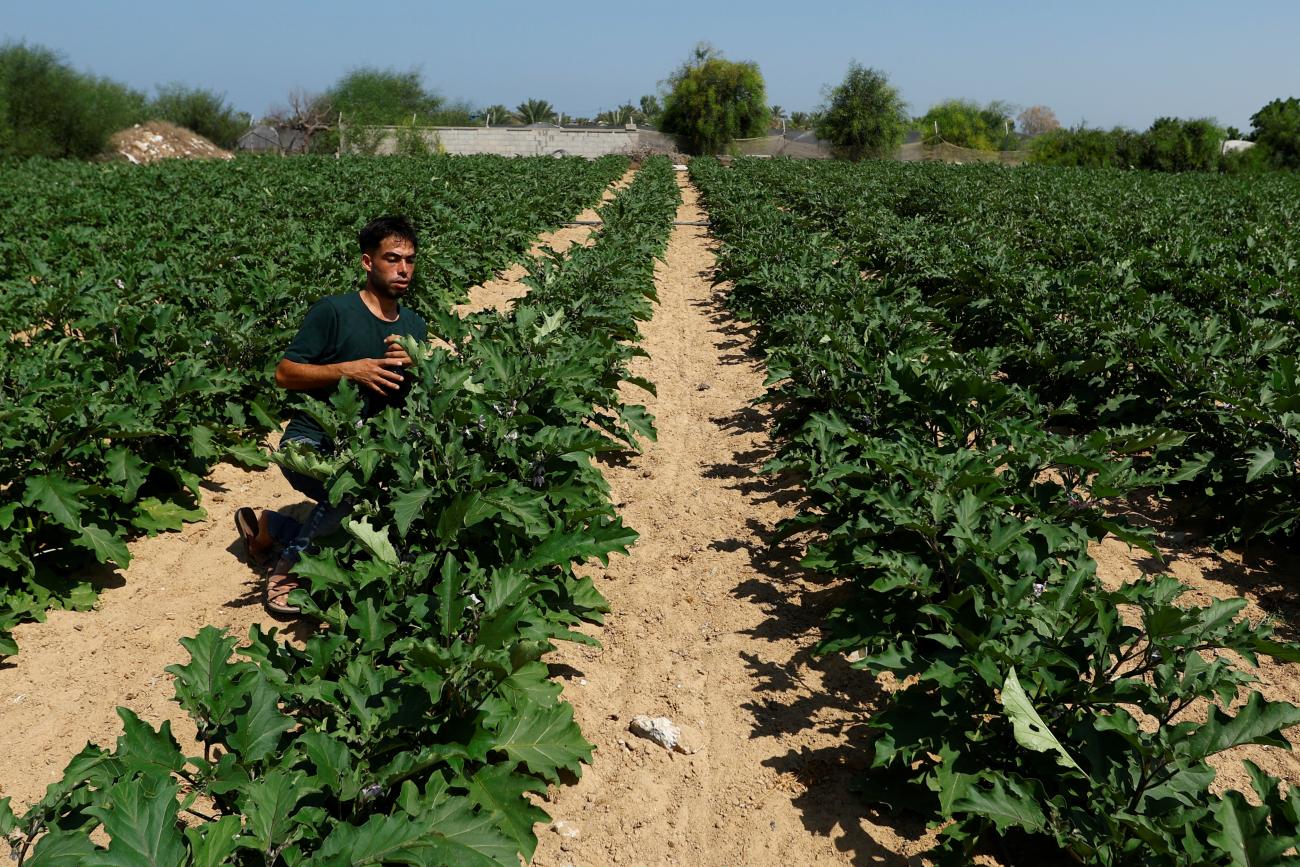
[465,765,550,860]
[393,485,434,538]
[239,769,318,855]
[25,830,98,866]
[83,777,187,867]
[74,522,131,567]
[1000,667,1082,772]
[346,516,399,565]
[1187,692,1300,760]
[477,702,593,782]
[113,708,184,776]
[184,815,243,867]
[132,497,206,535]
[225,675,294,762]
[948,772,1047,834]
[23,472,86,530]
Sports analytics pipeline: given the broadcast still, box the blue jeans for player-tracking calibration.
[265,436,350,565]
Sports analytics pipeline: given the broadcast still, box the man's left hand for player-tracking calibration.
[385,334,414,367]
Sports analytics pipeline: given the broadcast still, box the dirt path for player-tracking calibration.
[0,173,634,811]
[529,175,923,866]
[457,168,635,315]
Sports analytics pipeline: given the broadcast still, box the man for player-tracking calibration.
[235,215,428,616]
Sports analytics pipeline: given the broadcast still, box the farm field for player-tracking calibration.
[4,152,1300,866]
[693,156,1300,863]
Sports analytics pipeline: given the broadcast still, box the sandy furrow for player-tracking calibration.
[530,175,921,866]
[457,167,635,316]
[0,171,635,811]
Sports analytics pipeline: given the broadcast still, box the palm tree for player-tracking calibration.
[482,104,515,126]
[515,99,555,125]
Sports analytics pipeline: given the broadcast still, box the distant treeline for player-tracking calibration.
[1029,101,1300,172]
[0,42,249,158]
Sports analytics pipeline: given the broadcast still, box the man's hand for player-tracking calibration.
[384,334,415,366]
[338,357,407,395]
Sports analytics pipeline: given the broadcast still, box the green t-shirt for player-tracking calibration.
[281,292,428,445]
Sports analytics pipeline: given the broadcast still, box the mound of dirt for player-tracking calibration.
[109,121,233,164]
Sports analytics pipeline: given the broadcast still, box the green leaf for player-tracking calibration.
[465,765,549,860]
[23,472,87,529]
[184,815,243,867]
[83,777,187,867]
[1246,445,1281,483]
[74,523,131,567]
[393,485,434,538]
[346,516,399,565]
[165,626,244,728]
[240,769,318,855]
[25,831,98,866]
[132,497,206,535]
[315,798,518,866]
[225,441,271,468]
[1207,789,1300,866]
[114,708,184,776]
[1187,693,1300,760]
[226,675,294,762]
[435,554,464,641]
[1000,667,1083,772]
[105,446,147,501]
[480,702,593,782]
[948,772,1048,834]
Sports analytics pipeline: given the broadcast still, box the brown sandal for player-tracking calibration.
[263,559,302,618]
[235,508,276,569]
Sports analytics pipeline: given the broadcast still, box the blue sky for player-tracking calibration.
[4,1,1297,131]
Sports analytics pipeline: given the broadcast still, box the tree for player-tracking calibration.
[918,99,1016,150]
[1249,97,1300,169]
[814,63,908,161]
[1143,116,1224,172]
[482,104,516,126]
[149,83,249,148]
[1017,105,1060,137]
[515,98,555,125]
[0,41,146,159]
[265,88,334,153]
[659,42,769,154]
[789,111,810,129]
[639,94,662,126]
[330,66,443,124]
[596,104,636,126]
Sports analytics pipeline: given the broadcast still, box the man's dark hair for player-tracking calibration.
[358,215,419,255]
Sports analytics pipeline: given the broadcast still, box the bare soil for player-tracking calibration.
[528,175,930,866]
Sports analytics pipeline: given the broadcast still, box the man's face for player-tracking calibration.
[362,236,417,299]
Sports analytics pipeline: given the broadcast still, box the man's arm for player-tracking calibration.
[275,356,406,395]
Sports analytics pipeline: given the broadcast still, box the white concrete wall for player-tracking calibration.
[355,126,659,158]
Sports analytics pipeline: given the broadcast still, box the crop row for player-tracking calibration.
[741,158,1300,547]
[0,154,629,657]
[1,156,682,864]
[692,157,1300,865]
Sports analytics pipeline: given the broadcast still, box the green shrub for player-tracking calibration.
[1249,97,1300,169]
[660,43,769,154]
[1143,117,1224,172]
[1032,119,1226,172]
[148,83,249,149]
[917,99,1015,151]
[814,63,908,161]
[0,41,146,159]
